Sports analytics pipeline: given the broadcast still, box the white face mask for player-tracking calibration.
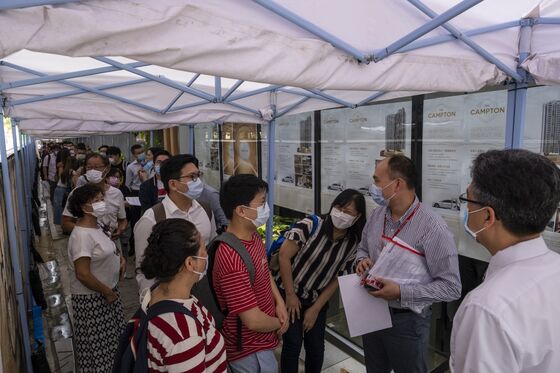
[85,169,104,183]
[330,207,357,229]
[462,205,488,240]
[179,178,204,200]
[243,203,270,228]
[87,201,106,219]
[191,256,208,281]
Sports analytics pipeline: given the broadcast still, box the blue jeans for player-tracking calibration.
[229,349,277,373]
[53,185,67,225]
[362,308,432,373]
[280,301,328,373]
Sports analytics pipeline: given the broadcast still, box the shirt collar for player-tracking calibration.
[385,196,420,224]
[486,236,550,279]
[162,195,199,216]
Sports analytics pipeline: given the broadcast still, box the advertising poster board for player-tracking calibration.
[320,102,412,214]
[422,91,506,261]
[260,113,315,214]
[524,86,560,253]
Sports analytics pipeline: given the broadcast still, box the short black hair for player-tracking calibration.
[387,154,417,190]
[76,143,86,151]
[106,146,121,157]
[160,154,200,192]
[220,174,268,219]
[85,153,109,167]
[153,150,171,163]
[130,144,143,154]
[67,184,104,218]
[140,219,200,283]
[106,167,122,178]
[471,149,560,236]
[98,145,109,151]
[148,147,164,156]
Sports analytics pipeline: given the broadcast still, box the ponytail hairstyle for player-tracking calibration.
[140,219,201,283]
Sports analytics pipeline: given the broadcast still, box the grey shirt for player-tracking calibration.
[197,184,229,228]
[356,197,461,311]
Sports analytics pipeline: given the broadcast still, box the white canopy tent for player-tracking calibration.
[0,2,559,371]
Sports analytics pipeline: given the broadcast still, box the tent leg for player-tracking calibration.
[188,125,195,154]
[0,117,33,373]
[265,118,276,249]
[505,18,532,149]
[12,122,31,308]
[150,130,154,147]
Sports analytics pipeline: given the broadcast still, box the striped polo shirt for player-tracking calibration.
[356,197,461,311]
[131,292,227,373]
[213,232,279,362]
[277,216,358,303]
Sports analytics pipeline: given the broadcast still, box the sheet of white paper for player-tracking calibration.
[337,274,392,337]
[125,196,141,206]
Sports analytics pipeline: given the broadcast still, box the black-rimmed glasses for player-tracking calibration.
[458,192,482,205]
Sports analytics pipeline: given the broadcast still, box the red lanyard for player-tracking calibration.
[382,203,420,241]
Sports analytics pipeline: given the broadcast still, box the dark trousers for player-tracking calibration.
[363,309,431,373]
[280,302,328,373]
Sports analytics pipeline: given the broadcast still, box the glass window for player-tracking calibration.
[194,122,221,190]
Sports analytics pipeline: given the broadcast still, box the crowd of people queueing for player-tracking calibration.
[39,141,560,373]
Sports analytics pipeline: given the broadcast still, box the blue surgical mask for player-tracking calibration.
[154,165,161,175]
[462,205,487,240]
[369,180,397,206]
[180,178,204,200]
[143,160,153,172]
[137,152,146,162]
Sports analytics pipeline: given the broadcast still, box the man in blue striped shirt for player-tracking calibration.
[356,154,461,373]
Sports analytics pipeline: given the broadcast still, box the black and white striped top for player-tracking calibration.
[277,216,358,303]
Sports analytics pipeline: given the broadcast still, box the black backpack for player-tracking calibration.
[192,232,255,351]
[112,300,198,373]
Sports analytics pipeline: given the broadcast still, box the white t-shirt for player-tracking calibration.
[134,195,216,293]
[67,226,120,294]
[63,185,126,231]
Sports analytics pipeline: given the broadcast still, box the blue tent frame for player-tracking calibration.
[1,0,559,371]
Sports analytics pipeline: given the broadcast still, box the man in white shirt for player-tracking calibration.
[451,149,560,373]
[134,154,216,294]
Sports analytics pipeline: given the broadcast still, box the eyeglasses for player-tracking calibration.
[176,171,201,182]
[458,193,482,206]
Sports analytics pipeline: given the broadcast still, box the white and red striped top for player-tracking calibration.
[132,291,227,373]
[213,232,279,362]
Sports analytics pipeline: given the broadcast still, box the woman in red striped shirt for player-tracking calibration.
[134,218,227,372]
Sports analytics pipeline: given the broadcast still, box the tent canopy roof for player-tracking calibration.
[0,0,558,135]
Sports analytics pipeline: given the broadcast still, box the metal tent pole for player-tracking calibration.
[265,114,277,250]
[505,18,533,149]
[12,121,31,307]
[0,116,33,373]
[188,125,195,154]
